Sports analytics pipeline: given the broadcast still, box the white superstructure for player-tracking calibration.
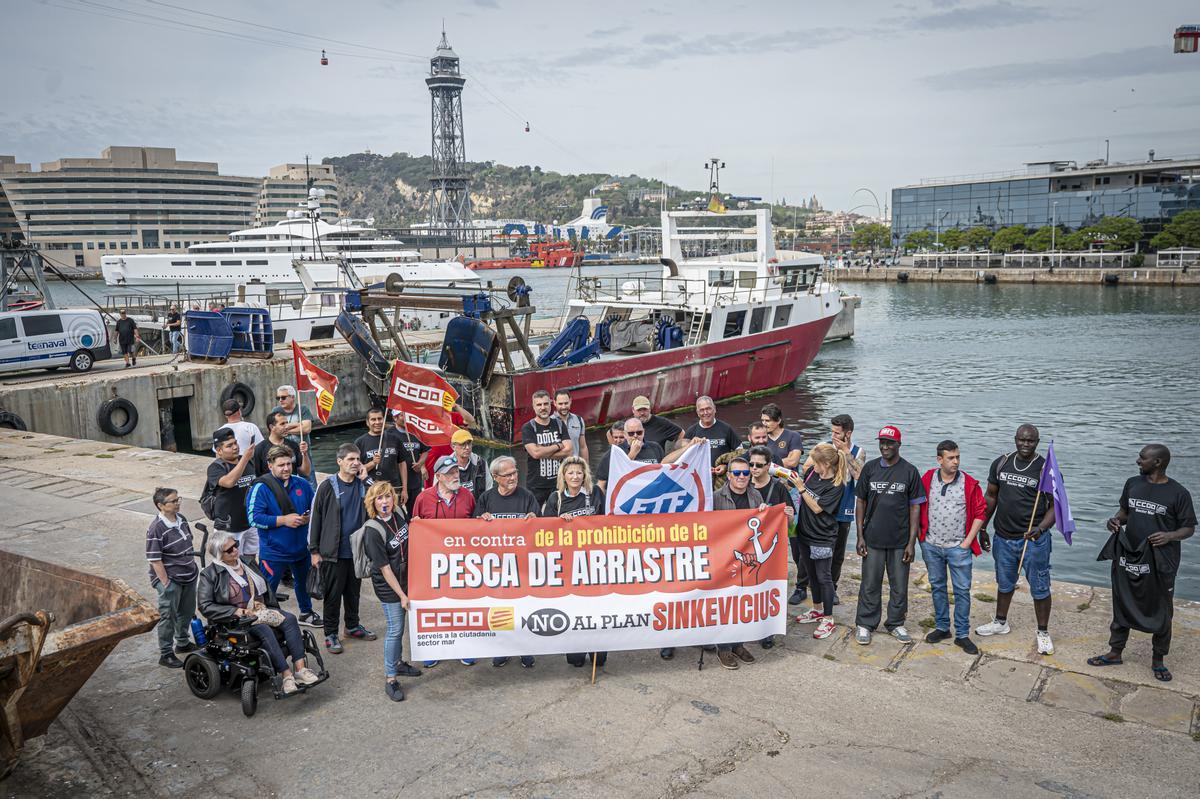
[100,215,476,288]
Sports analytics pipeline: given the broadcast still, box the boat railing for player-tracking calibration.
[102,286,315,322]
[568,272,784,309]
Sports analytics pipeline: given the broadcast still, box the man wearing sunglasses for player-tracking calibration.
[272,385,314,444]
[706,455,767,669]
[597,418,688,493]
[748,445,795,647]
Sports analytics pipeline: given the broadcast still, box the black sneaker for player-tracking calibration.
[175,642,198,654]
[954,637,980,655]
[395,661,422,677]
[832,591,841,606]
[520,656,535,668]
[275,592,290,602]
[159,653,184,669]
[925,629,953,644]
[298,612,323,628]
[492,656,509,667]
[345,625,377,641]
[566,653,586,667]
[788,587,807,605]
[760,636,775,650]
[660,647,675,660]
[386,681,405,702]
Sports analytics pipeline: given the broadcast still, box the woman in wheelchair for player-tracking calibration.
[198,530,321,694]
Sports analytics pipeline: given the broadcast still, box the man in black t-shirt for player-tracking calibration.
[114,309,140,367]
[596,418,666,492]
[853,425,925,645]
[355,407,411,502]
[204,427,257,558]
[761,402,804,468]
[684,395,740,473]
[1088,444,1196,682]
[975,424,1058,655]
[166,305,182,354]
[633,395,683,451]
[521,390,572,507]
[475,456,540,519]
[253,411,310,479]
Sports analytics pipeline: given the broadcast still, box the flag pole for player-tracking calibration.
[1014,496,1040,587]
[590,653,598,685]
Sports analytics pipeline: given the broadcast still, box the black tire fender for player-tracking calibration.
[97,397,138,437]
[219,382,256,417]
[0,410,28,431]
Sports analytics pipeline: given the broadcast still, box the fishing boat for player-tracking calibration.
[433,208,843,442]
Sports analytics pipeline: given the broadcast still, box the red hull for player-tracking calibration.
[508,313,835,437]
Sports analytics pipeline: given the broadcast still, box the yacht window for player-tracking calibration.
[22,314,63,336]
[748,307,768,335]
[722,310,746,339]
[772,305,792,328]
[247,260,268,265]
[171,261,190,266]
[196,261,216,266]
[221,260,242,266]
[738,271,757,289]
[708,269,734,287]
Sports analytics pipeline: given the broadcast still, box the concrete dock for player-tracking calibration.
[2,429,1198,798]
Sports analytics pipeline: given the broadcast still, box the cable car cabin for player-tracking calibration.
[1175,26,1199,54]
[320,49,329,65]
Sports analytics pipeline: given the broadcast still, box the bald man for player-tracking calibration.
[975,424,1058,655]
[1088,444,1195,683]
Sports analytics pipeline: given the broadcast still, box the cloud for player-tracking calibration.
[590,24,632,38]
[904,1,1058,30]
[922,45,1196,89]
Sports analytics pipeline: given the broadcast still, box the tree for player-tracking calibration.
[1026,225,1064,252]
[1083,216,1142,251]
[940,228,963,251]
[1150,209,1200,250]
[990,225,1027,253]
[903,230,933,251]
[852,222,891,252]
[1060,230,1087,251]
[963,226,994,250]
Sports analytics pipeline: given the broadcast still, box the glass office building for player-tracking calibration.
[891,155,1200,246]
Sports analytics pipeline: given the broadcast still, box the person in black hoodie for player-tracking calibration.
[1088,444,1196,682]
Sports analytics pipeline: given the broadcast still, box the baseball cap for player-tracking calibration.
[451,429,473,444]
[632,395,651,410]
[221,398,241,416]
[877,425,902,442]
[212,426,236,447]
[433,455,460,474]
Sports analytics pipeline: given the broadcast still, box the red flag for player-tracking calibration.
[291,342,339,424]
[386,360,459,446]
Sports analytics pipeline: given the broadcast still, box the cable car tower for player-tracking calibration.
[426,30,472,229]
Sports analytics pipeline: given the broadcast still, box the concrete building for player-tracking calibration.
[254,162,338,226]
[891,153,1200,246]
[0,146,341,272]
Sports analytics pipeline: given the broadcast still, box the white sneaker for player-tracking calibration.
[975,618,1011,637]
[1036,630,1054,655]
[890,626,912,643]
[855,626,872,645]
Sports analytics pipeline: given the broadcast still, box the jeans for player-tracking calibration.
[261,555,312,615]
[382,601,407,678]
[855,546,910,632]
[831,521,851,587]
[321,558,361,637]
[155,579,197,655]
[249,610,305,673]
[798,542,835,616]
[169,330,182,354]
[993,533,1052,600]
[921,541,973,639]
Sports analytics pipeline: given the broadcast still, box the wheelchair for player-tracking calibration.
[183,523,330,717]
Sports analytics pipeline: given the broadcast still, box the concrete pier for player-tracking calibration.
[2,430,1198,798]
[834,265,1200,286]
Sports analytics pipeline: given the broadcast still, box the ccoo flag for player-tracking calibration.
[385,360,459,446]
[1038,440,1076,545]
[291,342,339,424]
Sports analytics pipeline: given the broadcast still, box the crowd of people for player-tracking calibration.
[144,387,1196,704]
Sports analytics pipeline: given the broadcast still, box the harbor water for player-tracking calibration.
[38,275,1200,599]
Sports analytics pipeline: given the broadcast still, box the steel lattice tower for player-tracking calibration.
[426,31,471,229]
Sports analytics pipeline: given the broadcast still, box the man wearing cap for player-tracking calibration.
[853,425,926,646]
[203,426,258,561]
[449,429,491,504]
[523,390,573,507]
[413,455,477,521]
[219,398,263,455]
[166,304,182,355]
[975,424,1058,655]
[632,396,683,451]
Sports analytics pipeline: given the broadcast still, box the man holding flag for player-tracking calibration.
[975,425,1067,655]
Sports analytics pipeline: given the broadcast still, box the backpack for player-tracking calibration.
[200,479,217,521]
[350,519,387,579]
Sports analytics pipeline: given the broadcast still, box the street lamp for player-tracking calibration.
[1051,201,1058,253]
[935,208,942,248]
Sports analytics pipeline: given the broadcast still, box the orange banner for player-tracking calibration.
[408,507,788,659]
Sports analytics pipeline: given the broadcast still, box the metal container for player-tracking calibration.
[0,550,158,778]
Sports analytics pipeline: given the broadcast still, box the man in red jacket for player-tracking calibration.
[918,440,986,654]
[413,455,477,521]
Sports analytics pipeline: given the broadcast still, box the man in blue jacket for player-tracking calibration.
[247,444,322,628]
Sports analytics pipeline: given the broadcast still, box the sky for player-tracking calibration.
[3,0,1199,212]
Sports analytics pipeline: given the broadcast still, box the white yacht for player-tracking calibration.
[100,213,475,288]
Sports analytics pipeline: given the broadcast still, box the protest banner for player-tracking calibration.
[385,360,459,446]
[407,506,788,660]
[607,440,713,514]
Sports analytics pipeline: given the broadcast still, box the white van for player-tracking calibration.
[0,309,112,374]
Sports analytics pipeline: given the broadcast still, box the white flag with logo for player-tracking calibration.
[606,441,713,515]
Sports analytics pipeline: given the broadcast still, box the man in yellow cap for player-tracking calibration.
[632,396,683,451]
[450,428,491,504]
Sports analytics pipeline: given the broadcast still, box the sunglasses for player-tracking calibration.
[729,469,751,477]
[223,542,239,554]
[276,395,290,401]
[749,463,768,468]
[626,431,644,437]
[496,471,518,479]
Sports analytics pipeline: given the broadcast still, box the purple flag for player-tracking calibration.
[1038,441,1076,545]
